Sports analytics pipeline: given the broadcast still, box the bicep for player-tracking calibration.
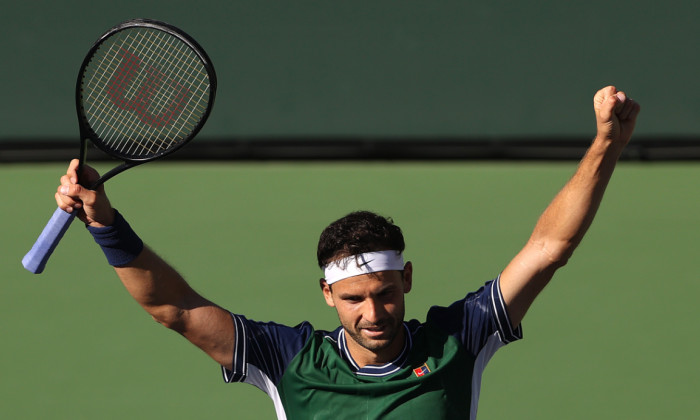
[499,241,561,328]
[114,249,236,369]
[176,298,236,370]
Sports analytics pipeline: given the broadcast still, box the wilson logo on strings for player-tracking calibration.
[106,48,191,127]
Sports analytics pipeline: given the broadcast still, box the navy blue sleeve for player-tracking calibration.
[222,314,314,387]
[425,275,522,356]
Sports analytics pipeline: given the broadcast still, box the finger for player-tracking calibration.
[617,98,636,120]
[59,183,81,197]
[58,183,93,211]
[58,174,85,210]
[55,191,82,212]
[67,159,80,184]
[613,91,626,114]
[68,183,97,203]
[57,183,84,203]
[60,174,73,187]
[55,192,71,212]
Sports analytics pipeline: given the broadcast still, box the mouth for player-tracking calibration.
[361,325,388,339]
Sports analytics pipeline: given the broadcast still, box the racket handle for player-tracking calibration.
[22,207,77,274]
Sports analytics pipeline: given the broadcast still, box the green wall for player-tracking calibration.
[3,1,698,139]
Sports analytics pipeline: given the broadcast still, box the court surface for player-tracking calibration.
[3,161,698,419]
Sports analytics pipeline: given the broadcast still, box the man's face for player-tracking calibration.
[321,263,412,366]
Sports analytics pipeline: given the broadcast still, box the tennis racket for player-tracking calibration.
[23,18,217,274]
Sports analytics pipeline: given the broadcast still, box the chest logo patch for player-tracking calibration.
[413,363,431,377]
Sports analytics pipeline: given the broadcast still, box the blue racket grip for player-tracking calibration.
[23,207,77,274]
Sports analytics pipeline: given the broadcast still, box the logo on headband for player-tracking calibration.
[358,259,374,268]
[323,250,404,284]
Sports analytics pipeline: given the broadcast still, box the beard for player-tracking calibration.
[344,317,403,353]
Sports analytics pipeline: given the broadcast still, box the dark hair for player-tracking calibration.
[317,211,405,268]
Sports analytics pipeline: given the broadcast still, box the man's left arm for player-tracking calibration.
[499,86,641,328]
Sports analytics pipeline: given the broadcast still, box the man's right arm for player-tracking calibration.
[56,159,235,370]
[113,247,235,370]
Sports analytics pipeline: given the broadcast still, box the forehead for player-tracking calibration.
[331,270,403,293]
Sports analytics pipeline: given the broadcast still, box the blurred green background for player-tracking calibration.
[2,0,699,140]
[3,161,699,419]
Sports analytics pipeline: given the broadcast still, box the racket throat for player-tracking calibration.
[90,161,140,189]
[77,138,89,188]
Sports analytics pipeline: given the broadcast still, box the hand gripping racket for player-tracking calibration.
[23,19,217,274]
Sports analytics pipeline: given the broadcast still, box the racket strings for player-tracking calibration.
[114,29,196,155]
[139,30,210,152]
[87,29,209,125]
[109,30,191,155]
[86,29,207,153]
[81,26,212,159]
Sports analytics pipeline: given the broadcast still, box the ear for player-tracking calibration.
[320,278,336,307]
[402,261,413,293]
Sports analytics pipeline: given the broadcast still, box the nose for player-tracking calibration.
[363,298,386,324]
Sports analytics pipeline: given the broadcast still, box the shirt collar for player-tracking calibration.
[336,323,412,377]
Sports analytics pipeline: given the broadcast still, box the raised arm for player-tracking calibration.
[499,86,641,328]
[56,159,235,369]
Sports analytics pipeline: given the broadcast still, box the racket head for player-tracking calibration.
[76,18,217,164]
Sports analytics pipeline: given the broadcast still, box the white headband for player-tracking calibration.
[323,250,405,284]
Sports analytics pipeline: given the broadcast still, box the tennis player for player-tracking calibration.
[55,85,639,419]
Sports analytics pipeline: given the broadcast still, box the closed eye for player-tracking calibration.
[341,295,364,303]
[377,290,392,299]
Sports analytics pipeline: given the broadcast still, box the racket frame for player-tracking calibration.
[76,18,217,189]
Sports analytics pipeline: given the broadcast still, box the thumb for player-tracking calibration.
[596,93,619,124]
